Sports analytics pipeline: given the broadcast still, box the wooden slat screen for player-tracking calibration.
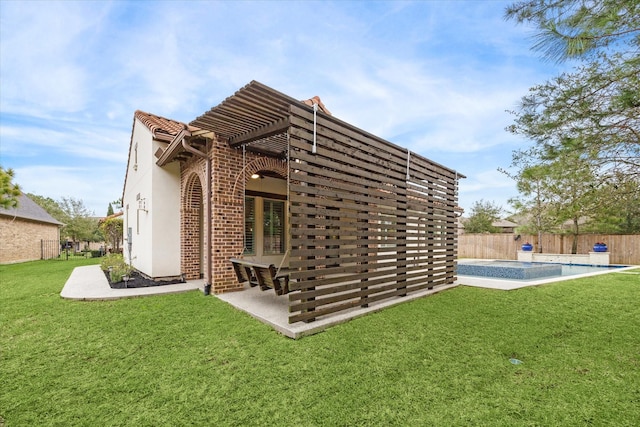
[287,104,460,323]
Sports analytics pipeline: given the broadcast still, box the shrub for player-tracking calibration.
[90,250,103,258]
[100,253,120,270]
[100,253,133,283]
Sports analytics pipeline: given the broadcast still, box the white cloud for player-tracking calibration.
[13,165,124,216]
[0,0,563,218]
[458,169,517,214]
[0,2,112,115]
[0,122,130,163]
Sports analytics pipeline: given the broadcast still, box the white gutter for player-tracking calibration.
[312,102,318,154]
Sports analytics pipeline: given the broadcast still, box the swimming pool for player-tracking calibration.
[455,259,636,291]
[457,260,627,282]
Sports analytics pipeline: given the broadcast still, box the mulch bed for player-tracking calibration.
[103,270,184,289]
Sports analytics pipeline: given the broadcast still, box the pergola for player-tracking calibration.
[163,81,464,324]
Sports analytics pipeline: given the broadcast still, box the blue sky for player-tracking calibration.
[0,0,564,216]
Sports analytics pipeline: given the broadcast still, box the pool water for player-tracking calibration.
[457,260,626,282]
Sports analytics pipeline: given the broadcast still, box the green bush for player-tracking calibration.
[90,250,103,258]
[100,253,121,270]
[100,253,133,283]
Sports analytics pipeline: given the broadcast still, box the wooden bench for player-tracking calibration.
[229,258,290,296]
[230,258,259,288]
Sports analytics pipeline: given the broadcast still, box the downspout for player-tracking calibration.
[312,102,318,154]
[181,135,213,296]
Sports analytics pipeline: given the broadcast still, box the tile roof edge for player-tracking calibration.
[301,96,332,116]
[134,110,200,139]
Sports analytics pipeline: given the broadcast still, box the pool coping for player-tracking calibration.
[457,259,638,290]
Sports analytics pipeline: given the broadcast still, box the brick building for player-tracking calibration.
[0,194,63,264]
[122,81,463,323]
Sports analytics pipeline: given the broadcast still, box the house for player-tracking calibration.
[122,81,464,323]
[0,194,63,263]
[122,111,184,278]
[458,217,518,234]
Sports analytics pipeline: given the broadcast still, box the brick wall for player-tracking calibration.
[178,137,290,293]
[181,160,205,280]
[213,144,289,292]
[179,138,246,292]
[0,216,60,264]
[208,137,242,293]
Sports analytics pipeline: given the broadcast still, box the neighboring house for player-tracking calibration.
[458,217,518,234]
[122,81,464,323]
[0,194,64,264]
[61,217,108,253]
[509,212,590,233]
[493,219,518,234]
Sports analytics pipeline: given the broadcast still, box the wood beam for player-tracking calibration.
[228,118,289,148]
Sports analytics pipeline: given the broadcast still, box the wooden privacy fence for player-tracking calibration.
[287,104,461,323]
[458,234,640,265]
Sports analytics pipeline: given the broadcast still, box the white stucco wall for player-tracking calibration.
[123,120,181,279]
[150,159,180,277]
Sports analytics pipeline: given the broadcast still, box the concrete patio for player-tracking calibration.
[61,264,457,339]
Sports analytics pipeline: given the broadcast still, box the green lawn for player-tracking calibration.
[1,259,639,426]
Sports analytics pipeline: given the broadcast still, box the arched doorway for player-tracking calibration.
[182,174,204,280]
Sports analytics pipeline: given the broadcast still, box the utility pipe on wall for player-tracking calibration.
[312,102,318,154]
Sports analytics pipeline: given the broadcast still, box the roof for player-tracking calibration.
[99,211,123,224]
[301,96,332,115]
[150,81,463,180]
[493,219,518,228]
[133,110,200,142]
[459,218,519,228]
[188,80,308,159]
[123,111,207,201]
[0,194,64,226]
[190,81,296,140]
[153,81,335,164]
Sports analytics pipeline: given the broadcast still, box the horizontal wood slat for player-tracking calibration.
[289,140,408,185]
[289,270,454,312]
[289,127,408,181]
[289,183,404,210]
[278,98,461,324]
[288,274,454,323]
[290,105,409,165]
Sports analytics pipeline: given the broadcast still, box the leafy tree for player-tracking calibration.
[545,153,602,253]
[27,193,67,222]
[464,200,503,233]
[29,193,105,247]
[504,149,603,252]
[107,203,114,216]
[502,155,561,252]
[505,0,639,62]
[587,172,640,233]
[1,166,21,209]
[506,56,640,180]
[59,197,97,245]
[100,216,123,252]
[111,198,123,210]
[505,0,640,181]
